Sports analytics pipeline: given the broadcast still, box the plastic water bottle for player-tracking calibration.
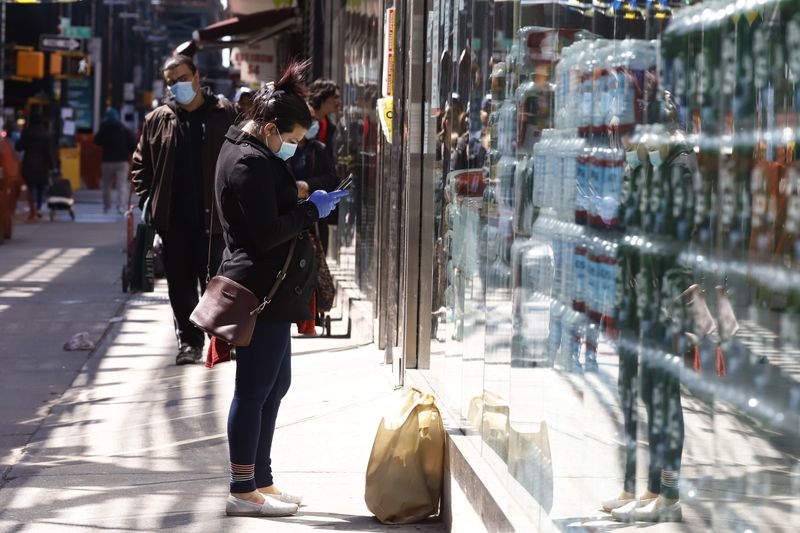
[532,129,551,208]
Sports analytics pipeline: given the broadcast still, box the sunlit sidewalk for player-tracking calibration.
[0,279,445,532]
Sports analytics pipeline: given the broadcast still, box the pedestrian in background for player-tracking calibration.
[307,79,342,251]
[0,125,22,239]
[16,114,54,222]
[215,62,348,517]
[233,86,254,120]
[131,54,236,365]
[307,79,341,164]
[94,108,137,214]
[290,104,338,251]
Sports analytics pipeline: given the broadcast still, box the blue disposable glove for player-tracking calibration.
[308,189,349,218]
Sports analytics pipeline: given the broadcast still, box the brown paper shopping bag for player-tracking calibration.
[365,387,445,524]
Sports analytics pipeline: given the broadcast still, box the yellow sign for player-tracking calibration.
[377,97,393,143]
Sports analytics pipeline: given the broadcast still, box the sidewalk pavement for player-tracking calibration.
[0,192,446,533]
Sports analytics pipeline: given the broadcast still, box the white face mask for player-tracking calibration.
[626,150,642,170]
[649,150,663,169]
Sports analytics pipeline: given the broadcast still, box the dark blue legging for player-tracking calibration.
[227,321,292,493]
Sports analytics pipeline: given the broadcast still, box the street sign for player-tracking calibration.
[64,26,92,39]
[39,35,82,52]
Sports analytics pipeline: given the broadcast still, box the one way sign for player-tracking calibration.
[39,35,83,52]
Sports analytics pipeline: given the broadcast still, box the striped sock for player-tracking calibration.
[230,462,255,485]
[661,469,679,500]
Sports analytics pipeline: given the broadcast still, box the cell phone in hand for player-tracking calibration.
[335,174,354,191]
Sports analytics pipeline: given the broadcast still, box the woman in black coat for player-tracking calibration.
[215,62,347,518]
[16,115,54,220]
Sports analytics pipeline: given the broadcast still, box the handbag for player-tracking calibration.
[189,198,297,347]
[310,230,335,312]
[130,197,155,293]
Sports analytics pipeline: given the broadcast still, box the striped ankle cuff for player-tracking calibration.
[230,462,255,484]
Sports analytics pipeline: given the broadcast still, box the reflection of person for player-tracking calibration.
[131,54,236,365]
[16,114,54,221]
[215,62,347,517]
[94,108,137,213]
[603,232,686,524]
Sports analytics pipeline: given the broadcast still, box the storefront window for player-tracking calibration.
[339,3,381,303]
[425,0,800,528]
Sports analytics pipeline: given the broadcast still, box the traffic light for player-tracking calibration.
[16,50,45,79]
[49,52,91,79]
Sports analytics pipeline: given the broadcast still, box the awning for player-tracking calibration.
[192,8,298,48]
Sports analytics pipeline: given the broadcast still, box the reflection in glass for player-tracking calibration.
[426,0,800,530]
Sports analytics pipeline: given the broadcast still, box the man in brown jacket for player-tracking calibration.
[131,54,236,365]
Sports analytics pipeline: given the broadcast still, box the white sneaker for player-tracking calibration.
[610,497,657,522]
[260,490,303,505]
[225,494,298,517]
[632,499,682,522]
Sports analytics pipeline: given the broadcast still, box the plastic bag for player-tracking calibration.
[63,332,95,351]
[365,387,444,524]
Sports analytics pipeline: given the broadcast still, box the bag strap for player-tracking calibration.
[251,237,297,315]
[206,195,215,283]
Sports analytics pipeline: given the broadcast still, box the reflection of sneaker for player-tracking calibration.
[610,497,656,521]
[631,498,682,523]
[601,495,634,512]
[175,346,201,365]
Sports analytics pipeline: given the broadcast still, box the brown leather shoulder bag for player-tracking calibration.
[189,197,296,347]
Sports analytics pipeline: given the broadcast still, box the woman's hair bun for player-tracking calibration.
[274,59,310,97]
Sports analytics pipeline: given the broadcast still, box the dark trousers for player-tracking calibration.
[228,321,292,493]
[162,224,223,349]
[640,355,684,494]
[26,180,46,211]
[619,341,684,495]
[618,345,639,494]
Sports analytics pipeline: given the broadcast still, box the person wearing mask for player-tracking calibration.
[290,105,338,251]
[16,115,55,221]
[215,61,348,517]
[131,54,236,365]
[307,79,341,164]
[94,108,137,214]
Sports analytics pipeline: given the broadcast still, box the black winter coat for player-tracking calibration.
[215,126,320,322]
[16,126,54,186]
[131,89,236,236]
[94,120,136,162]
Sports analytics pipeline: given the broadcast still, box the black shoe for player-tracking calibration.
[176,346,202,365]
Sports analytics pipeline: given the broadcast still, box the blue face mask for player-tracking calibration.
[305,120,320,140]
[626,149,641,170]
[273,130,298,160]
[170,81,197,105]
[648,150,663,169]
